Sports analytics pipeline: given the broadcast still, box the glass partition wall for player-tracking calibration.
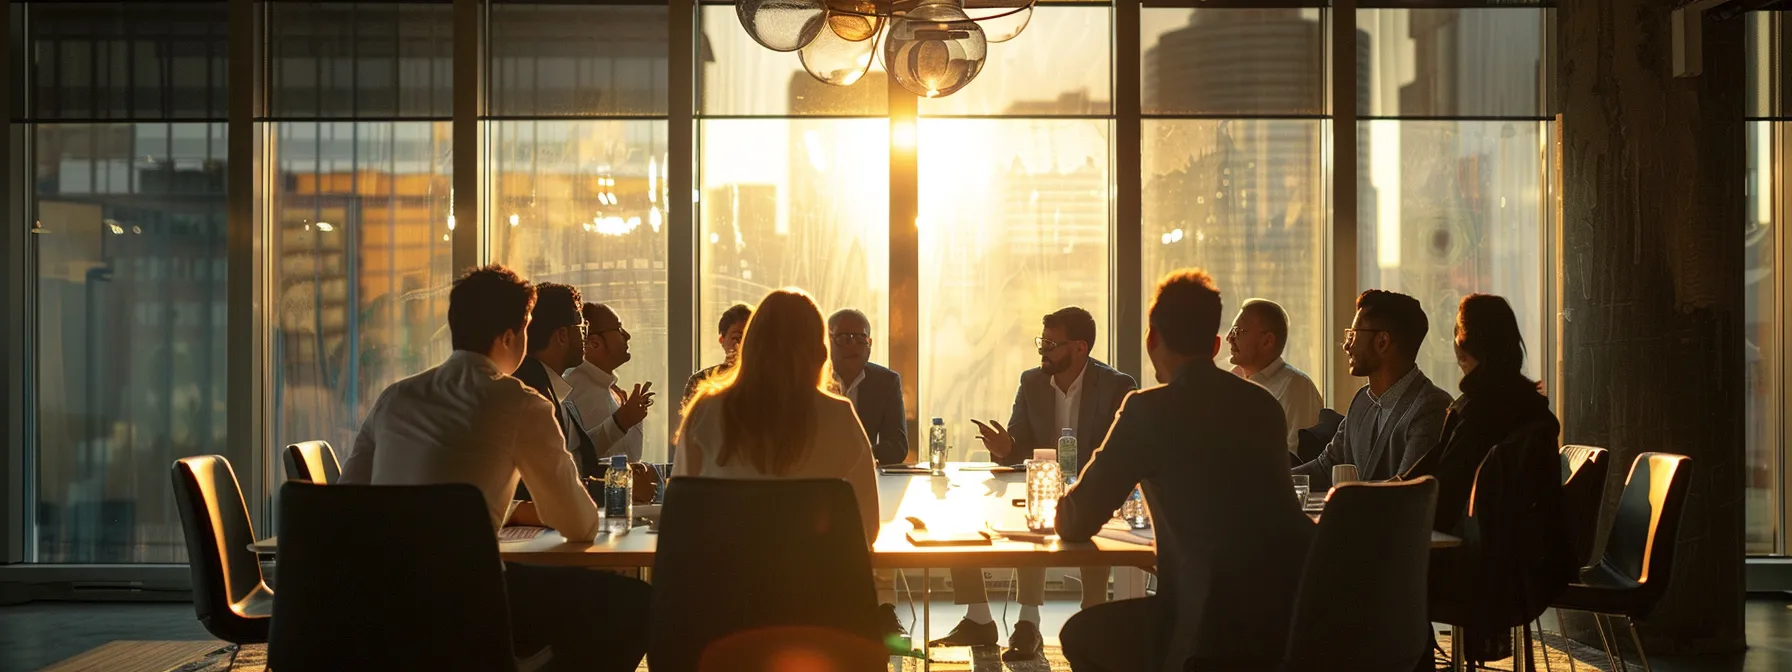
[3,0,1581,566]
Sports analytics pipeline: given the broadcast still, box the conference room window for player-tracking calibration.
[1744,10,1787,556]
[488,2,673,462]
[696,4,892,372]
[262,2,455,486]
[1139,7,1330,389]
[917,6,1112,457]
[1356,5,1555,393]
[21,2,229,563]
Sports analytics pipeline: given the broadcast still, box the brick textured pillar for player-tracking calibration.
[1557,0,1747,655]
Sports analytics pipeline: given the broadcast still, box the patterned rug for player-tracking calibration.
[39,641,226,672]
[140,630,1629,672]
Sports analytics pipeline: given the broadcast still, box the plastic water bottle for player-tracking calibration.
[1056,428,1078,484]
[604,455,633,529]
[1122,487,1150,529]
[928,418,948,476]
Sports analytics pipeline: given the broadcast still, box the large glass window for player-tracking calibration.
[1357,7,1553,391]
[1140,8,1330,388]
[262,2,454,482]
[24,2,230,563]
[1745,11,1786,556]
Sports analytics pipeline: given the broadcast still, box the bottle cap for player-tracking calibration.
[931,417,944,425]
[1061,428,1073,437]
[611,455,628,469]
[1032,449,1057,462]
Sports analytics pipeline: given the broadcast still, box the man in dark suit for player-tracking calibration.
[930,307,1138,662]
[1293,290,1453,489]
[1056,269,1312,672]
[828,309,908,466]
[512,283,602,508]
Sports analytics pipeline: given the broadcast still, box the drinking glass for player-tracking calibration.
[1291,474,1311,508]
[1121,486,1150,529]
[1025,458,1063,531]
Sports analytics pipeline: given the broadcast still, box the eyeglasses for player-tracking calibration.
[830,332,870,346]
[1036,337,1079,352]
[1342,328,1386,347]
[586,325,627,344]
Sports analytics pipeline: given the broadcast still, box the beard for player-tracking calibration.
[1041,354,1069,375]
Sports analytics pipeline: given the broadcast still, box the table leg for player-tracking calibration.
[1112,567,1147,600]
[1451,625,1466,672]
[922,568,932,672]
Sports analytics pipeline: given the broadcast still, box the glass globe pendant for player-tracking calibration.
[967,4,1031,43]
[800,0,882,86]
[882,0,987,98]
[737,0,828,52]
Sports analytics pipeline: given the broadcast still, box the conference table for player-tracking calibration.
[252,464,1460,667]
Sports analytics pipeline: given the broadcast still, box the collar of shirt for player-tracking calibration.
[1366,365,1422,411]
[539,358,573,402]
[1232,357,1288,385]
[1054,361,1088,399]
[834,368,867,398]
[567,359,618,391]
[448,350,502,377]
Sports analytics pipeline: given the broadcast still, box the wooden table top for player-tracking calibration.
[250,465,1458,565]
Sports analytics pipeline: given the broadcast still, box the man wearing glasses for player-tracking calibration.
[1227,298,1325,456]
[931,307,1138,661]
[1292,289,1451,490]
[827,309,908,466]
[564,302,656,462]
[513,283,603,489]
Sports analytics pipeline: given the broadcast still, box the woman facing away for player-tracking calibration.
[673,288,880,544]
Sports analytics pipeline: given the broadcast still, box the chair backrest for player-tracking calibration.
[648,477,882,672]
[170,456,270,643]
[1559,445,1610,567]
[1282,478,1437,672]
[267,482,517,671]
[282,440,341,485]
[1602,452,1694,607]
[1448,423,1576,635]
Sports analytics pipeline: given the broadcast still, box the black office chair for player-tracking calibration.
[267,482,546,671]
[1560,445,1610,569]
[1293,408,1344,467]
[171,456,274,647]
[648,477,885,672]
[1552,453,1693,672]
[1281,478,1437,672]
[282,440,341,485]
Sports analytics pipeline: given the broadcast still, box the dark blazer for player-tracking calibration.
[1401,368,1560,532]
[1293,367,1452,489]
[995,358,1138,470]
[1056,362,1311,671]
[848,363,910,466]
[514,356,602,485]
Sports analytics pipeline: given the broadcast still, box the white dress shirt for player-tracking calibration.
[834,368,867,409]
[1052,362,1088,437]
[1231,357,1325,454]
[340,351,602,541]
[563,360,644,461]
[674,388,880,544]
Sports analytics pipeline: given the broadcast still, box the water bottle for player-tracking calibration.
[928,418,948,476]
[604,455,633,529]
[1056,428,1078,484]
[1025,449,1063,531]
[1122,486,1150,529]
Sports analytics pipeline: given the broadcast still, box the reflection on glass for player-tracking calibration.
[1142,120,1327,389]
[1142,8,1326,117]
[34,123,228,563]
[267,2,454,119]
[919,119,1111,453]
[267,122,454,480]
[1745,120,1781,555]
[27,2,229,121]
[1358,119,1548,391]
[917,7,1110,117]
[701,6,888,116]
[1358,8,1547,119]
[697,119,891,368]
[489,121,673,462]
[488,4,669,117]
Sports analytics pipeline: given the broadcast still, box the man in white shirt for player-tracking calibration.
[565,302,655,462]
[339,265,648,672]
[1226,298,1325,456]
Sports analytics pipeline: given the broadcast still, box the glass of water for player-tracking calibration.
[1121,486,1150,529]
[1291,475,1311,508]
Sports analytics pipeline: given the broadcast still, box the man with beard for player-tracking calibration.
[564,302,655,462]
[929,307,1137,662]
[1292,289,1452,489]
[511,284,603,501]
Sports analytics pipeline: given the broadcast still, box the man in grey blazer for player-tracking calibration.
[1293,289,1453,489]
[929,307,1138,662]
[1057,269,1311,672]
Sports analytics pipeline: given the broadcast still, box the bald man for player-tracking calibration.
[828,309,909,465]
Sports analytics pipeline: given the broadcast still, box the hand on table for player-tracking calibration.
[613,382,656,431]
[509,501,544,527]
[972,419,1014,461]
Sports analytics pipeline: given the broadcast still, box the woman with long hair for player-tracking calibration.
[674,288,879,543]
[1402,293,1560,528]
